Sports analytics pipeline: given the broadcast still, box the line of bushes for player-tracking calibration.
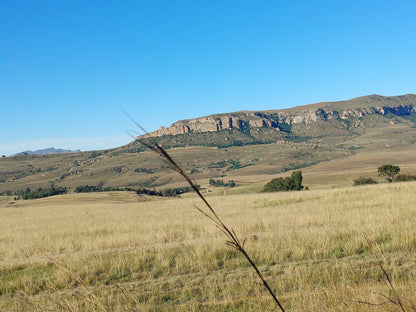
[8,183,200,200]
[155,186,200,197]
[74,184,200,197]
[14,186,67,200]
[74,185,140,193]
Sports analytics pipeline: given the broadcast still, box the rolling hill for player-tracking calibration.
[1,93,416,194]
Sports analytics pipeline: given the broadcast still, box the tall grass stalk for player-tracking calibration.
[132,125,286,311]
[364,233,406,312]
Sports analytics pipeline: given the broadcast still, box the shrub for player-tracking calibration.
[353,177,378,186]
[393,173,416,182]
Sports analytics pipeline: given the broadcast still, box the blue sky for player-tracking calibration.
[1,0,415,156]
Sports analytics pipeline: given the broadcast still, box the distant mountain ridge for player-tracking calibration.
[14,147,80,156]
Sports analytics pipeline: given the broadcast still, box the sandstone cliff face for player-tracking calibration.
[143,113,276,137]
[141,102,416,138]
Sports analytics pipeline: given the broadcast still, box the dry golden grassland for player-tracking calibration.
[1,182,416,311]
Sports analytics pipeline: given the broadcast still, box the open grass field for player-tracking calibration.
[1,181,416,311]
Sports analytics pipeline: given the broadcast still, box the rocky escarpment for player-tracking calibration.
[141,94,416,138]
[143,113,280,137]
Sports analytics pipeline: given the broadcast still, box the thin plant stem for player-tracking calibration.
[364,233,406,312]
[131,125,286,312]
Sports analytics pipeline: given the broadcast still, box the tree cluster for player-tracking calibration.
[74,185,103,193]
[209,179,236,188]
[136,185,200,197]
[263,171,303,192]
[14,186,67,200]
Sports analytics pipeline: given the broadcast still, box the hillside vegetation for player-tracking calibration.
[1,182,416,311]
[2,94,416,194]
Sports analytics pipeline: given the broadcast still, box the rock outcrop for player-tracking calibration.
[140,94,416,138]
[143,113,279,137]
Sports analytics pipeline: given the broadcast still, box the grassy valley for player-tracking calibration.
[2,94,416,311]
[1,183,416,311]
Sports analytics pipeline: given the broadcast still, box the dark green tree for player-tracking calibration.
[263,177,284,192]
[290,171,303,190]
[377,164,400,182]
[263,171,303,192]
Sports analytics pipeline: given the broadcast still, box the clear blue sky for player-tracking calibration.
[1,0,415,156]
